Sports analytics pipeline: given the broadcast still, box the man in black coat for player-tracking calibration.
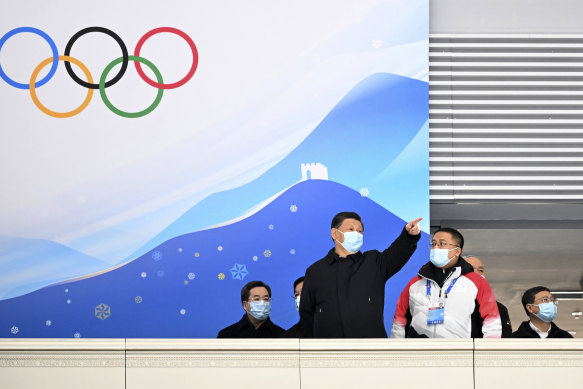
[217,280,284,338]
[281,276,304,338]
[465,255,513,338]
[512,286,573,339]
[299,211,422,338]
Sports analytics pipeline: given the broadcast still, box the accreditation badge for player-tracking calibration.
[427,301,445,325]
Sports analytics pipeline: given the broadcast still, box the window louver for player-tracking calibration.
[429,34,583,202]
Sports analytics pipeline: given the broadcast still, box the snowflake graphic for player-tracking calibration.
[95,303,111,320]
[65,289,69,293]
[290,249,296,255]
[268,224,274,230]
[66,299,71,304]
[290,205,298,213]
[180,309,186,315]
[360,188,370,197]
[152,250,163,261]
[178,248,183,252]
[230,263,248,280]
[371,38,383,49]
[45,320,52,327]
[264,250,272,258]
[141,272,147,278]
[194,252,200,258]
[252,256,258,261]
[135,296,143,304]
[74,332,81,338]
[188,272,195,280]
[218,273,225,280]
[10,326,18,335]
[217,246,223,251]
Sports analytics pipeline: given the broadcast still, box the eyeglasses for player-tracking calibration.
[534,296,558,305]
[429,241,458,249]
[247,297,271,303]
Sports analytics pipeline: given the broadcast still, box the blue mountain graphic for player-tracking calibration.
[124,72,428,262]
[0,236,110,299]
[0,179,429,338]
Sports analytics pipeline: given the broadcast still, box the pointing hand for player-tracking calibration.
[405,217,423,235]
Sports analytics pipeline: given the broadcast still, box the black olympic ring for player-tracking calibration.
[64,26,128,90]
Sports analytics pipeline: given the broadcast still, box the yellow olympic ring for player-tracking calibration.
[29,55,93,118]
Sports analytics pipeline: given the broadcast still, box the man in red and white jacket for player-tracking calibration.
[391,227,501,338]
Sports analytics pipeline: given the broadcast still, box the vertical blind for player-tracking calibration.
[429,34,583,203]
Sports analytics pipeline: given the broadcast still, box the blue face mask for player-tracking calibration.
[429,248,455,268]
[534,302,557,323]
[248,301,271,320]
[336,229,363,254]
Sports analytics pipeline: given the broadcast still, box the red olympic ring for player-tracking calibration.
[134,27,198,90]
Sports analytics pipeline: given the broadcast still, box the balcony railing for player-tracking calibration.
[1,339,582,389]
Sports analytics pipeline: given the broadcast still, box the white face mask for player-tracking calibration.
[248,301,271,320]
[335,229,363,253]
[429,247,456,268]
[295,296,301,311]
[534,302,557,323]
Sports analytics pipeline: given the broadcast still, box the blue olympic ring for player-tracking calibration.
[0,27,59,90]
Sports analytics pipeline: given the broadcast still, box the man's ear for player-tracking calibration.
[331,228,342,243]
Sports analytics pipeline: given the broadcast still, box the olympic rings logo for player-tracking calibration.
[0,26,198,118]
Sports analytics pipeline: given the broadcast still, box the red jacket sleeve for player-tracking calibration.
[466,272,502,338]
[391,276,418,338]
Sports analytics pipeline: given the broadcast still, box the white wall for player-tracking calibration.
[431,0,583,33]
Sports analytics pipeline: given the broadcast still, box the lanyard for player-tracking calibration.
[426,277,459,298]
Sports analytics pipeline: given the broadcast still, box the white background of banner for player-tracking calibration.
[0,0,428,298]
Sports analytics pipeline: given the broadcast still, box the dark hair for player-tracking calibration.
[521,286,551,317]
[331,212,363,230]
[241,280,272,302]
[434,227,464,250]
[293,276,304,290]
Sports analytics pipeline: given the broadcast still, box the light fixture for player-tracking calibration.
[552,291,583,301]
[551,280,583,301]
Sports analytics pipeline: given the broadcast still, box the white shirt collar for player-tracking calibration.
[529,320,551,338]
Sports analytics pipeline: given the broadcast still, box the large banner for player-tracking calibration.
[0,0,429,338]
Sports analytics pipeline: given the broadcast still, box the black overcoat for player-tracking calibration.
[299,227,419,338]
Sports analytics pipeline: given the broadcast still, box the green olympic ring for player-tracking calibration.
[100,55,164,118]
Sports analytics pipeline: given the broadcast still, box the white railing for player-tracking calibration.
[1,339,582,389]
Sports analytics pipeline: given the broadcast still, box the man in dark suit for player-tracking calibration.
[512,286,573,338]
[217,280,284,338]
[300,211,422,338]
[281,276,304,338]
[465,255,513,338]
